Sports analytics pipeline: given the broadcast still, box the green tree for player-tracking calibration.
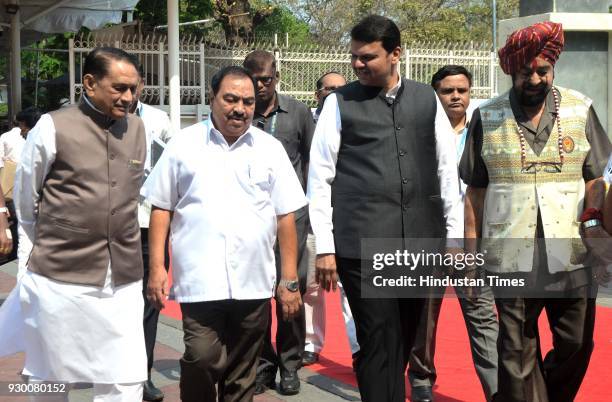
[254,6,312,45]
[284,0,519,46]
[135,0,310,45]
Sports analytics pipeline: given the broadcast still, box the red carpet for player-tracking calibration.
[161,284,611,401]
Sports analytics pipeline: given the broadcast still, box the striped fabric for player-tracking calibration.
[498,21,564,75]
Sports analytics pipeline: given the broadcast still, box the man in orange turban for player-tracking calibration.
[460,21,612,402]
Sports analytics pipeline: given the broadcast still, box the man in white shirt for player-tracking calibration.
[0,107,42,263]
[129,64,173,402]
[142,66,306,402]
[307,16,462,401]
[0,107,41,169]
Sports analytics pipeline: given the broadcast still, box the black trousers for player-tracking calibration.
[180,299,269,402]
[493,287,596,402]
[337,257,424,402]
[141,228,169,374]
[258,210,310,375]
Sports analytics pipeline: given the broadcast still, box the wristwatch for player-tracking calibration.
[279,279,299,292]
[0,207,8,217]
[582,219,602,230]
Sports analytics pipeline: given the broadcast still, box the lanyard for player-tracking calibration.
[266,114,278,137]
[456,127,468,161]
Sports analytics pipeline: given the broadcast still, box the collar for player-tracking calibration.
[385,77,402,100]
[135,101,144,117]
[256,92,287,118]
[80,95,115,128]
[275,93,289,113]
[206,116,254,147]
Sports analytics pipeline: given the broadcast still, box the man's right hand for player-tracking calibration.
[146,265,169,310]
[315,253,338,292]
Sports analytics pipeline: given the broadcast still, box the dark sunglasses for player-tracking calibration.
[254,76,275,86]
[317,86,340,93]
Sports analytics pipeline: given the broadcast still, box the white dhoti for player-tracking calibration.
[0,268,147,386]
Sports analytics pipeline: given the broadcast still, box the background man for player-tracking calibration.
[243,50,315,396]
[461,22,611,402]
[129,63,173,402]
[408,65,499,402]
[0,106,42,263]
[303,70,360,368]
[142,66,306,402]
[313,72,347,121]
[308,15,462,402]
[0,107,42,170]
[0,47,147,401]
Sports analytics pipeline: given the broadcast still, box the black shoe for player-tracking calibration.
[278,371,300,395]
[254,371,276,395]
[301,351,319,366]
[143,379,164,402]
[411,385,433,402]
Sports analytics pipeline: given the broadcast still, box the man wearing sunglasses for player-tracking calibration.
[243,50,315,396]
[461,22,611,402]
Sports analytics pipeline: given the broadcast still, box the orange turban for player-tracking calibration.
[498,22,564,75]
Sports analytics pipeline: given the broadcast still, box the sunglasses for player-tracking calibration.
[254,76,275,86]
[317,86,340,93]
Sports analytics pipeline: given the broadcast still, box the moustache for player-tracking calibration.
[228,113,246,120]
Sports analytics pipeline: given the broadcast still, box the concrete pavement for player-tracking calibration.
[0,260,360,401]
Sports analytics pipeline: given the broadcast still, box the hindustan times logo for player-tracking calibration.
[372,250,486,271]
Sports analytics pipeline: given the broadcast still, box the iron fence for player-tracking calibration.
[69,33,498,109]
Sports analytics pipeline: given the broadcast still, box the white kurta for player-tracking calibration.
[0,108,147,384]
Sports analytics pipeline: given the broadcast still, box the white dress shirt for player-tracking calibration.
[0,127,25,168]
[0,110,147,383]
[141,119,307,302]
[307,79,463,255]
[135,102,173,228]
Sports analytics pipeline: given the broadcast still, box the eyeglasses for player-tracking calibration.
[521,161,563,174]
[254,76,275,86]
[317,86,340,93]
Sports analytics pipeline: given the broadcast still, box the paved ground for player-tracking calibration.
[0,261,360,401]
[3,259,611,402]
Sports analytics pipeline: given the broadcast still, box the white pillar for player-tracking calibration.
[167,0,181,132]
[10,6,21,116]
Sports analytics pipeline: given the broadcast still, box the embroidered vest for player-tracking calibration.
[479,87,590,273]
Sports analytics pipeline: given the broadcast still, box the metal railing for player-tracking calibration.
[69,33,498,109]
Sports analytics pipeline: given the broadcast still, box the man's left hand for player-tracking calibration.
[583,225,612,265]
[592,265,611,287]
[276,285,302,321]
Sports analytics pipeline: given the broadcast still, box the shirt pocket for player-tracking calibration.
[249,165,272,193]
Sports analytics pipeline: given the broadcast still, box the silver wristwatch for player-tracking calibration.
[582,218,602,230]
[278,279,299,292]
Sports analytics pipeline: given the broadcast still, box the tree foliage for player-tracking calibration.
[283,0,519,46]
[134,0,310,45]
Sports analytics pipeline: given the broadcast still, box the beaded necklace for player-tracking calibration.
[517,87,563,170]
